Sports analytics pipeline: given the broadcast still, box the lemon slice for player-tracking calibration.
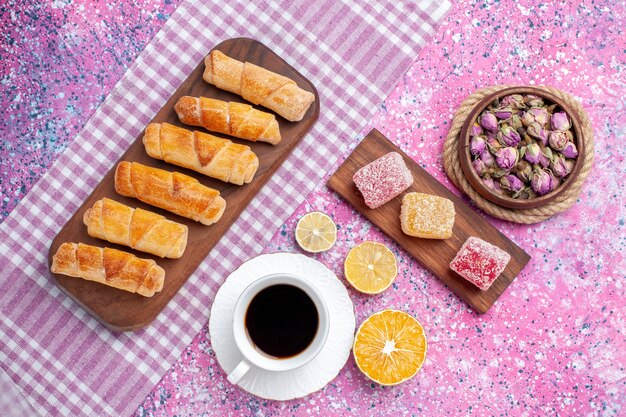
[353,309,427,385]
[344,241,397,294]
[295,212,337,253]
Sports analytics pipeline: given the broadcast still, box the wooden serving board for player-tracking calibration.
[327,129,530,313]
[48,38,320,331]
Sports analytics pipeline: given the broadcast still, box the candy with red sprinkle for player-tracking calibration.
[450,237,511,291]
[353,152,413,209]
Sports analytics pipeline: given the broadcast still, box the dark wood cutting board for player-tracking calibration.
[48,38,320,331]
[327,129,530,313]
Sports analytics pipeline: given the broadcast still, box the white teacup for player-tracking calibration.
[228,273,330,384]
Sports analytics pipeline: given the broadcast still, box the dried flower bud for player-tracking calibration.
[500,174,524,193]
[523,142,542,165]
[540,145,553,167]
[523,94,544,107]
[470,122,483,137]
[487,135,503,154]
[497,125,521,147]
[509,114,523,130]
[480,148,495,167]
[482,175,495,190]
[521,107,549,127]
[482,175,502,194]
[565,159,575,173]
[527,122,548,146]
[551,112,571,131]
[472,158,486,177]
[516,186,537,200]
[479,112,499,133]
[496,147,519,171]
[494,108,513,120]
[515,160,532,182]
[530,168,553,196]
[548,131,569,151]
[516,187,529,199]
[492,167,509,178]
[561,141,579,159]
[501,94,526,109]
[550,153,571,177]
[548,171,561,192]
[470,136,486,156]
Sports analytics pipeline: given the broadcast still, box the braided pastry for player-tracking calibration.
[203,50,315,122]
[143,122,258,184]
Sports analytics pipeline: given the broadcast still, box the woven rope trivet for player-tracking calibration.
[443,85,595,224]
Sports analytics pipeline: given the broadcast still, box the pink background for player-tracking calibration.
[2,0,624,416]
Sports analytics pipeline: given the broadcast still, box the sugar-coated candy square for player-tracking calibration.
[450,237,511,291]
[353,152,413,209]
[400,192,455,239]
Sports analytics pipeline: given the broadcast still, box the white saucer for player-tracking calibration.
[209,252,356,400]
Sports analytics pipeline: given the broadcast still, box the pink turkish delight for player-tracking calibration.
[353,152,413,209]
[450,237,511,291]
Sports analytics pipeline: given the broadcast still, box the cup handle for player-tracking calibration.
[227,358,251,385]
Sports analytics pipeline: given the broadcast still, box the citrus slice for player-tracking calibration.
[353,309,427,385]
[343,241,397,294]
[295,212,337,253]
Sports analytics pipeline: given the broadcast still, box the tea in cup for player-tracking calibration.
[228,273,330,384]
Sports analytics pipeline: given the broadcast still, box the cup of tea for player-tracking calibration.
[227,273,330,384]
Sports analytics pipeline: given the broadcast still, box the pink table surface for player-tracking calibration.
[2,1,625,416]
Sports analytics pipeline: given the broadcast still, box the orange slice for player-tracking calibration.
[353,309,427,385]
[344,241,397,294]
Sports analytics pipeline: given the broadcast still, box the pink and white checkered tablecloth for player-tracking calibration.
[0,1,450,416]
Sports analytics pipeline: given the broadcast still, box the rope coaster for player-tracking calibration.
[443,85,595,224]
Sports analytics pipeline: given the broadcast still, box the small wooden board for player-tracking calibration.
[327,129,530,313]
[48,38,320,331]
